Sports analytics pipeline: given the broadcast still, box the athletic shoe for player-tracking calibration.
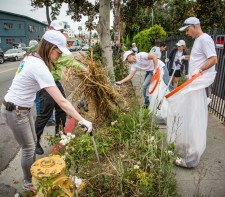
[22,180,36,192]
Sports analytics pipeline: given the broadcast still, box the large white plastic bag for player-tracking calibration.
[166,72,216,167]
[148,67,169,124]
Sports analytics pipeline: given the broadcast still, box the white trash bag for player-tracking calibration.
[166,72,216,167]
[148,67,169,124]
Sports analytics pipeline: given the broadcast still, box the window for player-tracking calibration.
[6,39,15,45]
[4,23,13,30]
[28,25,34,32]
[19,24,22,29]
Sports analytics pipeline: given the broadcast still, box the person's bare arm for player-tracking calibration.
[118,70,136,84]
[200,56,217,71]
[147,53,158,69]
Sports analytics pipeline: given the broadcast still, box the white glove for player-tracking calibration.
[78,119,93,133]
[179,55,185,62]
[114,81,121,86]
[191,69,200,76]
[165,58,169,63]
[153,69,157,75]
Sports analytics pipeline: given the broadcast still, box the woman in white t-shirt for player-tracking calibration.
[168,40,189,88]
[1,30,92,192]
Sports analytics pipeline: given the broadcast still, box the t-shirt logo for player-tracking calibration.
[152,48,156,52]
[17,61,25,74]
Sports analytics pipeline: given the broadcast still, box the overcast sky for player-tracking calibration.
[1,0,112,34]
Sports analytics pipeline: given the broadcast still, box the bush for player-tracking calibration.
[133,25,167,52]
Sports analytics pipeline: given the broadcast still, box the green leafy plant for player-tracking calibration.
[133,24,167,52]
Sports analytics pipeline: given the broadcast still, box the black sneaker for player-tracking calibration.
[36,143,44,155]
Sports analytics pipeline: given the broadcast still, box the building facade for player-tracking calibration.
[0,10,48,51]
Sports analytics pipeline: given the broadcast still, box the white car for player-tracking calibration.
[4,48,26,61]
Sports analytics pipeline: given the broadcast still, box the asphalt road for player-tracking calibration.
[0,61,20,172]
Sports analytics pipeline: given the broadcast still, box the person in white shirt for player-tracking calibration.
[1,30,92,191]
[179,17,217,77]
[172,17,218,168]
[114,51,158,107]
[167,40,189,88]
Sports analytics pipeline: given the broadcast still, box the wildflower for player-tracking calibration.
[61,134,67,140]
[15,194,20,197]
[137,161,141,165]
[61,155,66,160]
[168,150,174,155]
[71,176,83,188]
[111,120,118,126]
[133,165,140,170]
[150,136,155,142]
[120,154,125,158]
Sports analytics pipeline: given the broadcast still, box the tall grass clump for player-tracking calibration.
[60,100,178,197]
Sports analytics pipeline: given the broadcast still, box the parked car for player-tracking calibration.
[0,48,4,64]
[69,45,81,52]
[81,45,90,51]
[13,43,29,51]
[4,48,26,61]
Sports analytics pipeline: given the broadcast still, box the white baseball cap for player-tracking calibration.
[176,40,186,46]
[179,17,200,31]
[149,47,161,59]
[43,30,71,55]
[50,20,64,31]
[123,51,133,61]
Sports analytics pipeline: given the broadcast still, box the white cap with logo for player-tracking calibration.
[43,30,71,55]
[50,20,64,31]
[176,40,186,46]
[179,17,200,31]
[123,51,133,61]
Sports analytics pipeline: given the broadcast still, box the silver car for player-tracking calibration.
[4,48,26,61]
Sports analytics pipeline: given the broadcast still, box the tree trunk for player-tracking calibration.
[96,0,115,81]
[113,0,121,43]
[46,6,51,25]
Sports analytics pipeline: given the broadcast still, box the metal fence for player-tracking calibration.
[156,30,225,123]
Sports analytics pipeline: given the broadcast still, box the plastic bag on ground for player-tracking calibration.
[148,67,169,124]
[166,72,216,167]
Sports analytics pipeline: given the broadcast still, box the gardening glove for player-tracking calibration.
[179,55,185,62]
[191,68,201,76]
[114,81,121,86]
[165,58,169,63]
[78,119,93,133]
[185,75,189,80]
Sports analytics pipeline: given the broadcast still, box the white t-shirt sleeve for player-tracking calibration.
[202,36,217,59]
[29,57,56,89]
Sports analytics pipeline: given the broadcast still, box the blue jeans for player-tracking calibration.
[162,66,174,91]
[143,71,153,105]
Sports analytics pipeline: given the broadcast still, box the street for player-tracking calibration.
[0,61,20,172]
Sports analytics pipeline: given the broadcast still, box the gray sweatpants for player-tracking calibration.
[1,104,37,182]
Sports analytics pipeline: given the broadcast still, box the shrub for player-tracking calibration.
[133,25,167,52]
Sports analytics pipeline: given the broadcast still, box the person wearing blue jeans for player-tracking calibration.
[149,46,174,91]
[114,51,158,107]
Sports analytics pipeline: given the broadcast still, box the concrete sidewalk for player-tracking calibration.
[131,71,225,197]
